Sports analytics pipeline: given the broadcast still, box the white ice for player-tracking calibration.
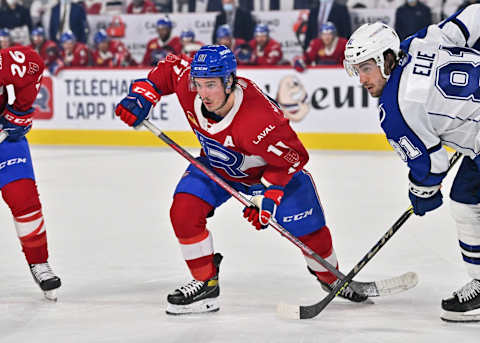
[0,146,478,343]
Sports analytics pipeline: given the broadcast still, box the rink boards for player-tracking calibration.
[29,66,391,150]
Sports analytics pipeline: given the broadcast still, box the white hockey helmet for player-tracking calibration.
[344,22,400,79]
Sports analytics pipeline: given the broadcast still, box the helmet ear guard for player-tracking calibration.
[344,22,400,79]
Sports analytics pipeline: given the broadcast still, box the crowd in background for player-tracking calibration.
[0,0,478,74]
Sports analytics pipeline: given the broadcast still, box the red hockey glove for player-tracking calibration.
[243,185,284,230]
[115,79,161,127]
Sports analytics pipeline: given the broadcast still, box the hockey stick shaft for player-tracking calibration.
[142,119,351,282]
[0,130,8,143]
[299,151,463,319]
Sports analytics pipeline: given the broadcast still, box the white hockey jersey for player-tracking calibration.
[379,4,480,186]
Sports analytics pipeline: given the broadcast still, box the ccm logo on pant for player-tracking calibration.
[0,157,27,170]
[283,208,313,222]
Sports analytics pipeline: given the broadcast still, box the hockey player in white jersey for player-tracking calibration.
[344,4,480,322]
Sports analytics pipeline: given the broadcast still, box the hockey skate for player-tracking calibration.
[441,279,480,322]
[308,267,368,303]
[29,262,61,301]
[166,253,223,315]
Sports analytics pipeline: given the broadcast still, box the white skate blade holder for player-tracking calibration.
[43,290,58,302]
[441,308,480,323]
[166,298,219,315]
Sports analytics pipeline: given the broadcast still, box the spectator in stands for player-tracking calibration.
[304,21,346,66]
[212,0,256,44]
[179,29,203,58]
[246,23,283,65]
[154,0,173,12]
[29,27,59,71]
[92,29,136,67]
[57,31,91,67]
[456,0,480,12]
[237,0,312,10]
[0,0,32,31]
[50,0,89,43]
[142,17,182,66]
[0,0,32,45]
[126,0,157,13]
[304,0,351,51]
[395,0,432,40]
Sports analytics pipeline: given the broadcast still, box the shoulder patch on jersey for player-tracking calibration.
[28,62,40,75]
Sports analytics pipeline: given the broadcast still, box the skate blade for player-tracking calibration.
[166,298,219,315]
[440,309,480,323]
[43,290,58,302]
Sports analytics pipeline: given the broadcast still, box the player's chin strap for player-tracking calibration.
[141,119,364,291]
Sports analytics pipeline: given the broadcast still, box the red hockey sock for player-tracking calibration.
[170,193,216,281]
[1,179,49,264]
[298,226,338,284]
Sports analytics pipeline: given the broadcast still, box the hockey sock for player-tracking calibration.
[170,193,216,281]
[298,226,338,284]
[451,200,480,279]
[1,179,48,264]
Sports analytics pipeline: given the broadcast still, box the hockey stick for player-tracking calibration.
[142,119,416,297]
[277,151,463,319]
[0,131,8,143]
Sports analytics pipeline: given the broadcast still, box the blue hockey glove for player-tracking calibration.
[0,105,34,142]
[243,185,284,230]
[115,79,161,127]
[408,176,443,216]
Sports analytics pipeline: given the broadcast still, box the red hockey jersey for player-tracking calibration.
[92,40,136,67]
[147,54,308,187]
[248,38,283,66]
[142,36,182,66]
[305,37,347,66]
[29,40,58,67]
[59,42,91,67]
[0,46,45,112]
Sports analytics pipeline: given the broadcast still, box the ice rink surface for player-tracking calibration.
[0,146,478,343]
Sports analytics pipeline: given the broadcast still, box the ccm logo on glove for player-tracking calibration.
[131,86,161,104]
[3,114,32,126]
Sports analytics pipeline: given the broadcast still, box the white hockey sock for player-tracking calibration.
[450,200,480,279]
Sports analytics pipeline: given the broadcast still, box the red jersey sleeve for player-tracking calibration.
[239,83,309,187]
[305,38,320,65]
[147,53,191,96]
[0,46,45,111]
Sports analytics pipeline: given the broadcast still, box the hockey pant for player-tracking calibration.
[169,157,339,283]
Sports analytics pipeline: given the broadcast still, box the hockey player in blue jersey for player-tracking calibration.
[343,4,480,322]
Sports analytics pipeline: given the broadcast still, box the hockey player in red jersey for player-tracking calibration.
[0,46,61,300]
[142,17,182,66]
[115,45,368,315]
[248,24,284,66]
[56,31,91,70]
[180,29,203,59]
[305,22,347,66]
[92,30,136,67]
[0,28,19,50]
[29,27,59,72]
